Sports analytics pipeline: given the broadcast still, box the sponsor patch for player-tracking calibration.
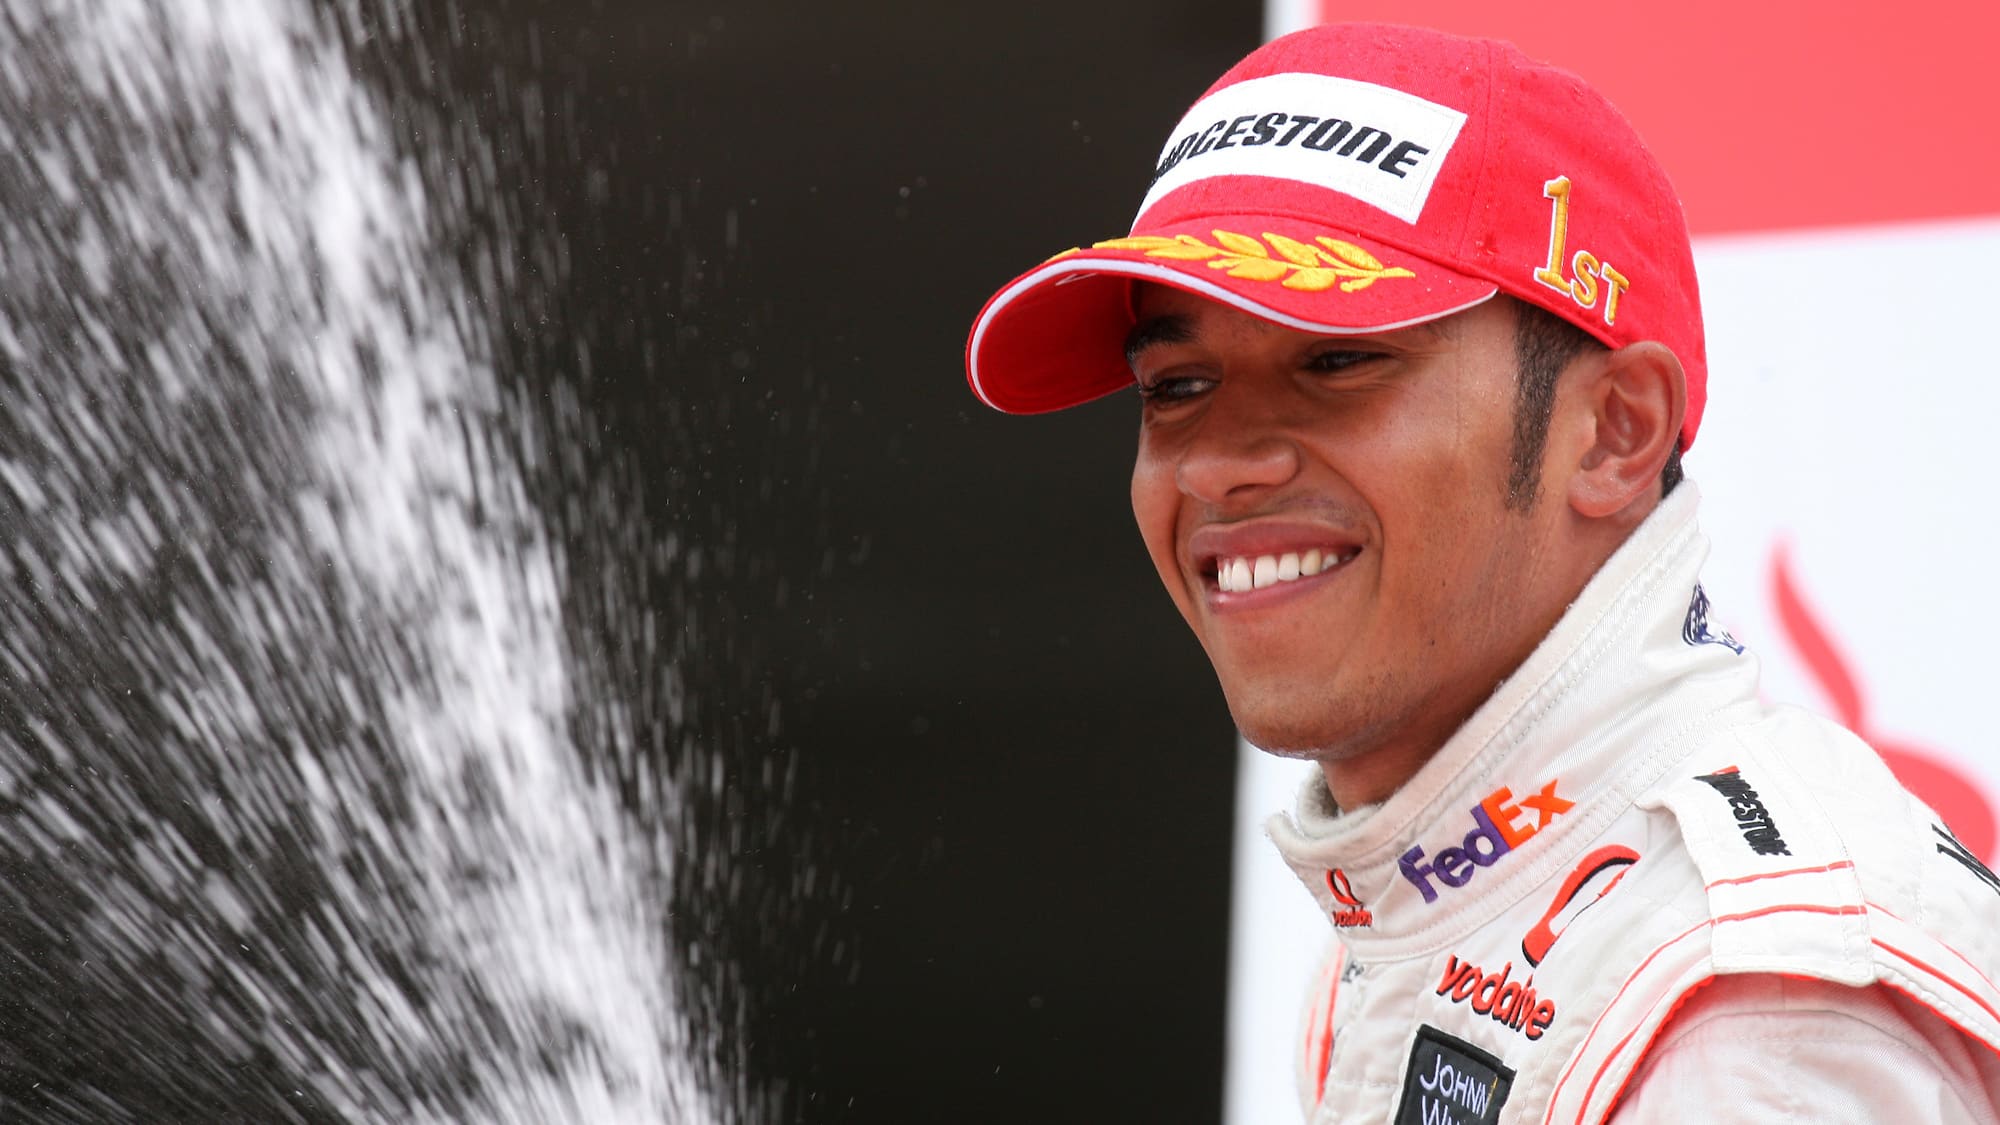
[1693,767,1791,856]
[1326,867,1373,928]
[1395,1025,1513,1125]
[1137,72,1467,224]
[1682,584,1745,653]
[1521,845,1639,967]
[1433,953,1556,1040]
[1399,780,1573,903]
[1935,823,2000,897]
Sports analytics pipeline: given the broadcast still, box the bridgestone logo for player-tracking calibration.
[1694,768,1792,857]
[1136,72,1467,224]
[1151,114,1431,185]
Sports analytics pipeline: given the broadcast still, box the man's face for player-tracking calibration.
[1128,285,1580,769]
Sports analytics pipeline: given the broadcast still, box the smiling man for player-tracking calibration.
[966,23,2000,1125]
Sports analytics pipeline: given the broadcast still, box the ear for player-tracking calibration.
[1566,341,1686,519]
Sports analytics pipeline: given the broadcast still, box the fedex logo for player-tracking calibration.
[1399,781,1574,903]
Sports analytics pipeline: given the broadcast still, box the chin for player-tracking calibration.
[1240,735,1326,762]
[1219,670,1396,765]
[1226,703,1342,761]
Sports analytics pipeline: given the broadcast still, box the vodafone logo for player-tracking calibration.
[1399,781,1575,904]
[1325,868,1372,929]
[1433,954,1557,1040]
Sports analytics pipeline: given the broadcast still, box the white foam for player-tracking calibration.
[0,0,723,1118]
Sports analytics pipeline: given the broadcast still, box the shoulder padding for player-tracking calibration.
[1541,718,2000,1124]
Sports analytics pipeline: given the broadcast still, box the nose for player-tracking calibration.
[1172,386,1302,504]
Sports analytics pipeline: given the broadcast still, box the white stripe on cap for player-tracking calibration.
[1138,73,1468,225]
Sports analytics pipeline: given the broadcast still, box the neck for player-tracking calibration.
[1313,645,1538,810]
[1319,744,1431,812]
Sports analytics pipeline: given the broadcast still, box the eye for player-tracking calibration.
[1305,348,1384,374]
[1135,373,1215,405]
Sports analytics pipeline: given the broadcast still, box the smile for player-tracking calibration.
[1213,547,1361,593]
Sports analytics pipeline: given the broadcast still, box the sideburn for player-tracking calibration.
[1506,301,1600,511]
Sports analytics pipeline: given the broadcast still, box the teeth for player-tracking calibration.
[1226,558,1252,593]
[1215,548,1350,593]
[1252,556,1278,589]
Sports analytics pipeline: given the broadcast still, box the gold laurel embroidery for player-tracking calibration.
[1092,230,1416,292]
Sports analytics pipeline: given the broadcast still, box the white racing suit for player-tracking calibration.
[1270,485,2000,1123]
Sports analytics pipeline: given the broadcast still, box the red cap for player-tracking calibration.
[965,23,1707,450]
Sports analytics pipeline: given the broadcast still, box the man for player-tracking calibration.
[964,23,2000,1124]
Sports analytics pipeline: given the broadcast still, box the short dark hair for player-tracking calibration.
[1506,300,1683,510]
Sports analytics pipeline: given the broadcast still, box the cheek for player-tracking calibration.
[1130,445,1190,601]
[1345,403,1512,595]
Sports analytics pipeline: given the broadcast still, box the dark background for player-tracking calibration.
[463,1,1266,1121]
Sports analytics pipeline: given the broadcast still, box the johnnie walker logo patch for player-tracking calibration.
[1395,1025,1513,1125]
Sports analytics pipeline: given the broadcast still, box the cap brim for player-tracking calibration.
[966,218,1499,414]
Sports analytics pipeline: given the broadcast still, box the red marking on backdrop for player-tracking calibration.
[1310,1,2000,234]
[1770,543,1996,860]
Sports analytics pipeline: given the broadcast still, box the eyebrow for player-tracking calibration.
[1410,316,1453,342]
[1121,309,1454,371]
[1124,314,1194,370]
